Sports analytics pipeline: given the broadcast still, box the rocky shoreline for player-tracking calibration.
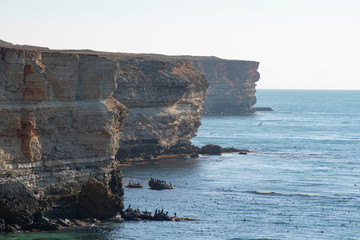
[0,165,124,232]
[0,40,259,233]
[0,143,247,233]
[117,141,250,161]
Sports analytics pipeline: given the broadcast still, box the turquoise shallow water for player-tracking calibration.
[1,90,360,240]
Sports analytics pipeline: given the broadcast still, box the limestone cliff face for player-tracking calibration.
[114,57,208,159]
[0,42,209,224]
[0,40,258,226]
[191,57,260,115]
[0,46,128,218]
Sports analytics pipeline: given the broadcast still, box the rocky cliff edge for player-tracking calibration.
[0,44,129,229]
[191,57,260,115]
[0,40,259,231]
[0,41,208,230]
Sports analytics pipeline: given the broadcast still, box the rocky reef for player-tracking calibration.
[191,57,260,115]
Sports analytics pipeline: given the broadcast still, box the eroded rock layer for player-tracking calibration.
[0,40,259,229]
[114,57,208,159]
[0,41,210,228]
[191,57,260,115]
[0,45,128,226]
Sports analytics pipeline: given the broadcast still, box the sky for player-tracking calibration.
[1,0,360,90]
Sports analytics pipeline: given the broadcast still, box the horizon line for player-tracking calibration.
[256,88,360,91]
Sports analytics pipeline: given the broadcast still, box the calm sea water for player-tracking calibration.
[1,90,360,240]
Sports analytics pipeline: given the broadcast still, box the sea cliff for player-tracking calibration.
[114,55,259,158]
[0,40,259,231]
[0,44,128,230]
[0,41,208,231]
[191,57,260,115]
[114,56,208,159]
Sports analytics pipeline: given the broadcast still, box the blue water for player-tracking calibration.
[1,90,360,240]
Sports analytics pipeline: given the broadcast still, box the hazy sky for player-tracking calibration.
[1,0,359,89]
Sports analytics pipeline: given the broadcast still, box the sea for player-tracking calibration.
[1,89,359,240]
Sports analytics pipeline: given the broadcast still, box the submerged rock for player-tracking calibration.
[254,107,273,112]
[198,144,223,155]
[126,182,144,188]
[238,150,250,155]
[121,207,194,221]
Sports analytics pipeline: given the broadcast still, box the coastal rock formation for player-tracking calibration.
[0,40,259,230]
[0,41,209,230]
[78,178,123,220]
[114,56,208,159]
[0,181,40,226]
[0,43,128,228]
[191,57,260,115]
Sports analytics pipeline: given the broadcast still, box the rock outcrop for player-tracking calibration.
[191,57,260,115]
[114,56,208,160]
[0,40,259,230]
[0,41,209,230]
[78,178,123,220]
[0,43,128,229]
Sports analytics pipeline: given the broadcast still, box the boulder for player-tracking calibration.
[198,144,223,155]
[238,150,249,155]
[148,179,173,190]
[0,181,40,226]
[78,178,123,220]
[121,207,142,221]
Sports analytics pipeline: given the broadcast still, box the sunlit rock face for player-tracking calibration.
[114,56,208,159]
[0,40,259,227]
[191,57,260,115]
[0,44,128,219]
[0,41,210,225]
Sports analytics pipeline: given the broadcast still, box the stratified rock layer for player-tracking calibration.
[0,41,209,228]
[0,40,260,229]
[0,44,128,226]
[114,57,208,159]
[191,57,260,115]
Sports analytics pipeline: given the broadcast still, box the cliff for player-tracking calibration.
[113,55,257,158]
[114,57,208,159]
[0,44,129,228]
[191,57,260,115]
[0,40,260,230]
[0,41,208,230]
